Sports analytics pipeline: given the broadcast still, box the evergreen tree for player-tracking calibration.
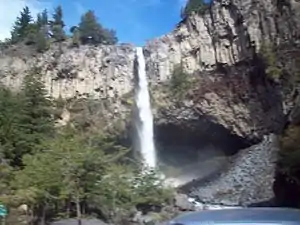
[35,27,50,52]
[181,0,209,19]
[11,6,33,43]
[13,149,63,224]
[37,9,49,29]
[78,10,118,45]
[35,9,50,52]
[78,10,101,44]
[51,5,66,42]
[70,26,80,47]
[12,127,172,224]
[0,87,25,165]
[41,9,49,26]
[36,13,43,28]
[20,69,54,139]
[0,70,54,167]
[101,28,118,45]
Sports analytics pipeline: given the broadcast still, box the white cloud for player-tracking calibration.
[0,0,51,40]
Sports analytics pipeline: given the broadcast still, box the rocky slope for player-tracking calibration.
[182,134,279,206]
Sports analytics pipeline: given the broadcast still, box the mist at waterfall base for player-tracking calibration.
[133,47,229,188]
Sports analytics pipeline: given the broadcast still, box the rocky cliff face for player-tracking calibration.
[1,0,298,141]
[144,0,300,82]
[1,0,299,97]
[0,43,135,99]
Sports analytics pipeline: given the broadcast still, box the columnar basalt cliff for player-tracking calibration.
[144,0,300,82]
[0,44,135,99]
[0,0,298,140]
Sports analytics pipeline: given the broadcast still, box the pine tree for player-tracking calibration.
[51,5,66,42]
[0,70,55,167]
[17,69,54,158]
[37,9,49,29]
[101,28,118,45]
[11,6,33,43]
[70,26,80,47]
[35,9,50,52]
[181,0,208,19]
[78,10,101,44]
[41,9,49,26]
[21,69,54,136]
[0,87,25,165]
[36,13,43,28]
[35,27,50,52]
[78,10,118,45]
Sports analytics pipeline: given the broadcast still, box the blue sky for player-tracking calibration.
[0,0,209,46]
[52,0,187,46]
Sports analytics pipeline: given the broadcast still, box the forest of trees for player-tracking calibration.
[0,5,118,52]
[0,1,213,52]
[0,70,173,225]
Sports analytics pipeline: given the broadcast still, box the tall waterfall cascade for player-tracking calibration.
[134,47,157,168]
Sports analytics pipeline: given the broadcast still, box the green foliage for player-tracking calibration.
[11,6,33,44]
[10,6,49,48]
[169,64,191,99]
[6,4,118,51]
[0,87,25,165]
[35,27,50,52]
[278,125,300,184]
[20,69,54,139]
[51,6,66,42]
[36,9,48,29]
[100,28,118,45]
[86,164,172,223]
[0,163,14,204]
[0,81,172,222]
[71,27,81,47]
[0,70,54,166]
[260,42,282,80]
[181,0,209,19]
[9,126,172,223]
[78,10,118,45]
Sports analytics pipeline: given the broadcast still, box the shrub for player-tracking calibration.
[169,64,191,99]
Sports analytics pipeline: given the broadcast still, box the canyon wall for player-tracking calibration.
[144,0,300,82]
[0,0,299,141]
[0,44,135,99]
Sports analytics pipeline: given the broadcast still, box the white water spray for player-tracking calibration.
[134,47,156,168]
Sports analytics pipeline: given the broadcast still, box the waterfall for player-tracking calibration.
[134,47,156,168]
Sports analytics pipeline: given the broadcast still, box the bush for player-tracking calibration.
[278,125,300,184]
[169,65,191,99]
[181,0,209,19]
[259,42,282,80]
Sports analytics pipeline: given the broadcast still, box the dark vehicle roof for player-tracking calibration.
[50,218,107,225]
[168,208,300,225]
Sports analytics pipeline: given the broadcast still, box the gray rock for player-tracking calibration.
[189,134,279,206]
[174,193,195,211]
